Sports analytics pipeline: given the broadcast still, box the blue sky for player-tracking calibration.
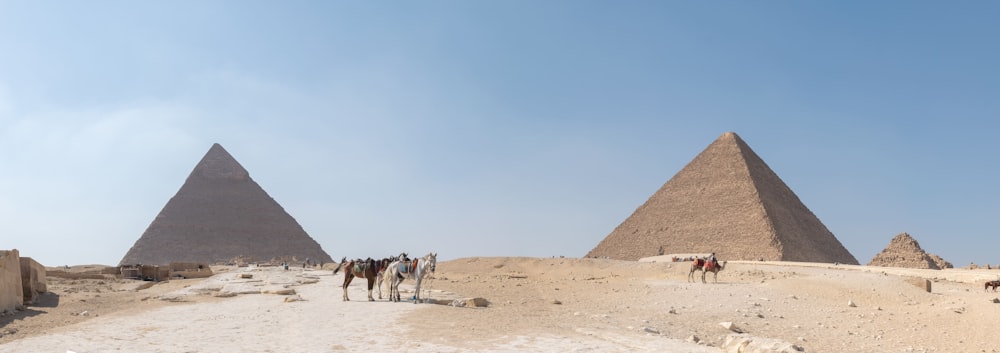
[1,2,998,267]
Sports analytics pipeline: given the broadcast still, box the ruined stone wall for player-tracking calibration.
[140,265,169,281]
[19,257,47,304]
[0,249,24,313]
[169,262,213,279]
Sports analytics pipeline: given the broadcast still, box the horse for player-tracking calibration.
[688,258,727,283]
[333,257,382,301]
[374,252,409,299]
[985,280,1000,292]
[386,252,437,303]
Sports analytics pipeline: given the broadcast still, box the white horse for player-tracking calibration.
[386,252,437,303]
[375,252,409,299]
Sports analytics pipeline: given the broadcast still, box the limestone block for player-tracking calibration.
[19,257,47,304]
[448,297,490,308]
[0,250,24,312]
[723,334,805,353]
[904,277,932,293]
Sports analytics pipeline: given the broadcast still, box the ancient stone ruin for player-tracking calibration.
[867,232,943,270]
[19,257,47,304]
[0,250,22,313]
[1,249,48,314]
[587,132,858,264]
[120,143,333,266]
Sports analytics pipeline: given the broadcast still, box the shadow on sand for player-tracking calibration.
[0,292,60,328]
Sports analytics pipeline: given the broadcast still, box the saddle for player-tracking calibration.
[352,258,372,273]
[693,258,717,270]
[400,259,418,274]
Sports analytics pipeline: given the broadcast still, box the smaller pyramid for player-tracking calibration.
[928,253,953,269]
[867,233,939,269]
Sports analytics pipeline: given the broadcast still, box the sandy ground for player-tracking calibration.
[3,257,1000,352]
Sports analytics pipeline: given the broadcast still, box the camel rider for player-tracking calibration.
[708,252,718,268]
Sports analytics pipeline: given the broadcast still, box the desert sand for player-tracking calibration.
[2,257,1000,352]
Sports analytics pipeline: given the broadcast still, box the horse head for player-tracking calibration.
[424,252,437,273]
[333,257,348,274]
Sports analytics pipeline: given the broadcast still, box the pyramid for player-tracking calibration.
[120,144,333,265]
[867,232,940,269]
[587,132,858,264]
[928,253,953,269]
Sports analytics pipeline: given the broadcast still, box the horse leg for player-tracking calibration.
[376,272,384,300]
[389,274,399,302]
[413,276,422,304]
[391,273,401,302]
[366,276,375,301]
[386,270,397,302]
[388,275,395,302]
[342,274,354,301]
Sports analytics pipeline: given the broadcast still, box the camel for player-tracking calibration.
[688,258,727,283]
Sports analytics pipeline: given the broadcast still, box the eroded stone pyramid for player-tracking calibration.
[120,144,333,265]
[928,253,954,269]
[587,132,858,264]
[867,232,941,269]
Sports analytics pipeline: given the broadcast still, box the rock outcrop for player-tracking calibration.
[723,334,805,353]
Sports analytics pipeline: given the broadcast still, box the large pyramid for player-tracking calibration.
[587,132,858,264]
[120,144,333,265]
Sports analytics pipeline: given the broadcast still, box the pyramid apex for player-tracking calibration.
[892,232,915,240]
[192,143,248,181]
[717,131,748,144]
[207,142,227,153]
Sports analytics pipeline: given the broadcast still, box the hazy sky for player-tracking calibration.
[2,2,998,267]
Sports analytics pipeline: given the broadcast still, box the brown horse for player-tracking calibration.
[333,257,381,301]
[985,280,1000,292]
[688,258,727,283]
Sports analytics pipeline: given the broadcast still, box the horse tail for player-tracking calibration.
[333,257,346,274]
[384,261,399,301]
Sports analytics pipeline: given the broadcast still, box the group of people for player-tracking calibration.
[278,257,324,271]
[670,252,718,265]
